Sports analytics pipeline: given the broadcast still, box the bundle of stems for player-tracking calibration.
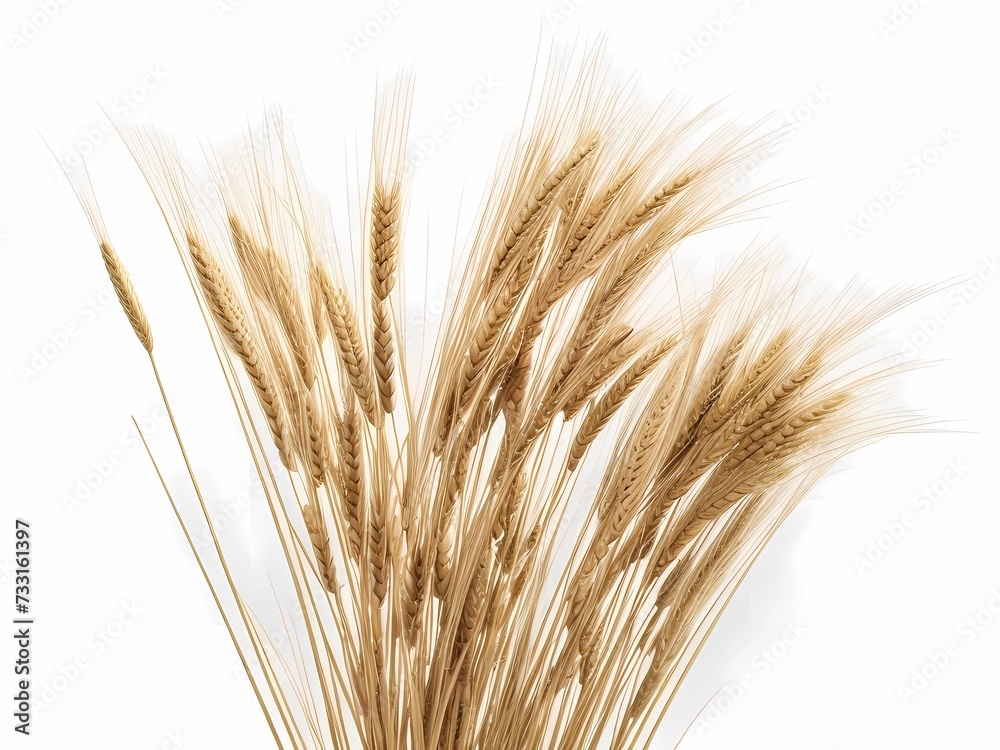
[68,46,919,750]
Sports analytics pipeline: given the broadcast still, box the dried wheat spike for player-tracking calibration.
[370,180,401,299]
[372,296,396,414]
[567,337,676,471]
[303,502,337,592]
[266,251,316,389]
[61,166,154,354]
[323,280,381,426]
[335,402,365,560]
[304,390,329,488]
[188,234,294,469]
[492,136,598,280]
[401,541,425,639]
[98,241,153,353]
[368,489,388,605]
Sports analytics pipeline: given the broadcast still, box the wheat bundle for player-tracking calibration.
[67,46,919,750]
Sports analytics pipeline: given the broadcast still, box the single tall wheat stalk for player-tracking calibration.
[67,45,921,750]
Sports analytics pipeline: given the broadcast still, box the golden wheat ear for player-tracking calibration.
[60,164,153,353]
[67,41,926,750]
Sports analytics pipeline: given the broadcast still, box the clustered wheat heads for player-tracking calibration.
[69,47,920,750]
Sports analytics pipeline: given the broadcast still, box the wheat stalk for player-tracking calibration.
[68,45,922,750]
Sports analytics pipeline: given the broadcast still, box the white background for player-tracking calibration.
[2,0,999,748]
